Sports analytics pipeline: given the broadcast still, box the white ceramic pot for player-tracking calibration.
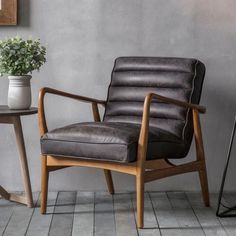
[8,75,32,110]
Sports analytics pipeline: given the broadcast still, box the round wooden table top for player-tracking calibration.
[0,106,38,116]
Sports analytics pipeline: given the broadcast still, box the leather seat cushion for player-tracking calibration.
[41,122,190,163]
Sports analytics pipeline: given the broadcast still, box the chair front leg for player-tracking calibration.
[136,169,144,228]
[41,155,49,214]
[135,94,151,228]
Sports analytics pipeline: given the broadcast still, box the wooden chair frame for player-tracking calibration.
[38,87,210,229]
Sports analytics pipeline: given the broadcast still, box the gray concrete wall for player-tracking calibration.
[0,0,236,192]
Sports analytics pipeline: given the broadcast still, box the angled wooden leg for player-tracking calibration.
[41,155,49,214]
[104,170,114,194]
[12,116,33,208]
[0,186,10,200]
[198,168,210,206]
[193,109,210,207]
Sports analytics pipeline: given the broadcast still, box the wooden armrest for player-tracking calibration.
[39,87,106,105]
[147,93,206,113]
[38,87,106,136]
[137,92,206,165]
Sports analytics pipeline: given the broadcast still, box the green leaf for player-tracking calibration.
[0,36,46,76]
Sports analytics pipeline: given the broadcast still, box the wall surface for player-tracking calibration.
[0,0,236,192]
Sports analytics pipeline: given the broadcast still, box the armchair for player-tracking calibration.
[39,57,209,228]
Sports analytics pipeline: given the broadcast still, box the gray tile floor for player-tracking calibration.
[0,191,236,236]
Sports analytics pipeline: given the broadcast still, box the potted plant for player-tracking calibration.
[0,37,46,109]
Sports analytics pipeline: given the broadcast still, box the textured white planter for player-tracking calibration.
[8,75,32,110]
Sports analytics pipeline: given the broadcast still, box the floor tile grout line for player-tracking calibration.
[70,191,77,236]
[71,191,77,236]
[48,191,59,236]
[165,191,182,229]
[147,191,162,236]
[217,195,233,236]
[184,191,207,236]
[93,192,95,236]
[24,192,40,236]
[71,191,80,236]
[186,192,230,236]
[129,192,140,236]
[2,210,14,235]
[111,193,117,236]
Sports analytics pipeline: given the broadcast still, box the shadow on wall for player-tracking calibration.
[18,0,30,27]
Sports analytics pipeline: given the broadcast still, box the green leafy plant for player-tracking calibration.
[0,37,46,76]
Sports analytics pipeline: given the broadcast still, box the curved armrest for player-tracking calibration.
[38,87,106,136]
[137,93,206,165]
[147,93,206,113]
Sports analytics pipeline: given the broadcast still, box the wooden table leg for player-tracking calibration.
[12,116,33,208]
[0,185,10,199]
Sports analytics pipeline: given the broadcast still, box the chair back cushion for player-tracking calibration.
[103,57,205,146]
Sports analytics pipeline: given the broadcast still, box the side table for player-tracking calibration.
[0,106,38,207]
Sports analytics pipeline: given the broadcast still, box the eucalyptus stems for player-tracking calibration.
[0,37,46,76]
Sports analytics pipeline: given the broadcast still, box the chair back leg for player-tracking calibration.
[193,109,210,207]
[198,168,210,206]
[41,155,49,214]
[104,170,114,194]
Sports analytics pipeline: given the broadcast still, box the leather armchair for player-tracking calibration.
[38,57,209,228]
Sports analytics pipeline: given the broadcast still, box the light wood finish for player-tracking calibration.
[38,88,210,229]
[38,87,114,195]
[12,116,33,207]
[193,109,210,206]
[0,110,37,208]
[46,155,137,175]
[104,170,114,194]
[144,161,203,183]
[131,192,161,235]
[0,185,10,199]
[38,87,105,136]
[144,159,174,170]
[146,92,206,113]
[0,0,17,25]
[9,193,28,205]
[0,185,28,205]
[41,156,48,214]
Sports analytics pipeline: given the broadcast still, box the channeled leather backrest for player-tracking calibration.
[103,57,205,142]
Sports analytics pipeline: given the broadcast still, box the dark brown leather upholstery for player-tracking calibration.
[41,57,205,163]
